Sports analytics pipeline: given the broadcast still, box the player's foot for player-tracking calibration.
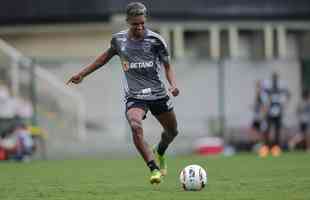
[153,147,167,176]
[150,169,161,184]
[258,145,269,158]
[271,145,282,157]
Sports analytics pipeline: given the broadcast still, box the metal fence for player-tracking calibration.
[0,39,86,158]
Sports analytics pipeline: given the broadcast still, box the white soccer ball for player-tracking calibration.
[179,164,207,191]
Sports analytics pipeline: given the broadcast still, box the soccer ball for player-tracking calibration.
[179,164,207,191]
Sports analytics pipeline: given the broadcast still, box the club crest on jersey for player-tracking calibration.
[142,42,151,52]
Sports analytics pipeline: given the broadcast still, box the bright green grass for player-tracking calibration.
[0,153,309,200]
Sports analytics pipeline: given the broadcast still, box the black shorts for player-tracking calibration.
[125,96,173,119]
[251,120,261,131]
[266,116,282,132]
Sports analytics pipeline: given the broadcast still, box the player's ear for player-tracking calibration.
[125,16,129,24]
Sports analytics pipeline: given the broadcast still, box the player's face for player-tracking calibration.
[128,15,146,39]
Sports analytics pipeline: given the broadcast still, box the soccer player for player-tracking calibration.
[288,89,310,151]
[250,80,268,143]
[259,72,290,157]
[67,2,179,184]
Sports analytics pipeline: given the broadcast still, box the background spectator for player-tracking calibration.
[288,89,310,151]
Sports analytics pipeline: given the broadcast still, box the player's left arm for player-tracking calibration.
[163,63,179,97]
[157,36,179,97]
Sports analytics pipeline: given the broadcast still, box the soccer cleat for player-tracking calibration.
[150,169,161,184]
[271,145,282,157]
[153,147,167,176]
[258,145,269,158]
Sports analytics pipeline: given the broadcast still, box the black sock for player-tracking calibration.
[147,160,159,172]
[157,142,168,156]
[157,130,178,156]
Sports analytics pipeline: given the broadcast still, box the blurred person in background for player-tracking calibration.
[0,122,34,161]
[0,84,16,138]
[249,80,268,144]
[259,72,290,157]
[0,84,34,161]
[288,89,310,152]
[67,2,179,184]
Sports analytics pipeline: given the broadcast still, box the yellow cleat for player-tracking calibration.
[153,147,167,176]
[150,169,161,184]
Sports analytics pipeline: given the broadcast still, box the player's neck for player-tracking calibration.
[128,30,145,41]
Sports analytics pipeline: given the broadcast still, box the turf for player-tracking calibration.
[0,153,309,200]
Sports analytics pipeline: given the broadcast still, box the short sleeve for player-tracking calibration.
[108,36,118,55]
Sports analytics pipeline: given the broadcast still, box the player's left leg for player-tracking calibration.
[250,119,263,143]
[259,117,271,157]
[154,110,179,175]
[271,117,282,156]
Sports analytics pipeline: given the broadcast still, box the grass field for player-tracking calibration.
[0,153,309,200]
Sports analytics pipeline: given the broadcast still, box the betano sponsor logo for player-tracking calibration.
[122,61,154,71]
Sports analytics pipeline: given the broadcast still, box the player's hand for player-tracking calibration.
[169,86,179,97]
[66,74,83,85]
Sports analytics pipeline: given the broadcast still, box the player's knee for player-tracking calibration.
[171,129,179,137]
[129,118,143,133]
[166,129,179,138]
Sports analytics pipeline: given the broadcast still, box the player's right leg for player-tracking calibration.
[250,119,262,143]
[126,102,161,184]
[271,117,282,157]
[259,118,271,157]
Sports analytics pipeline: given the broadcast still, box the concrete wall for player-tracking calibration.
[1,30,112,59]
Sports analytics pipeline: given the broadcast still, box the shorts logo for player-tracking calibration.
[166,99,173,109]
